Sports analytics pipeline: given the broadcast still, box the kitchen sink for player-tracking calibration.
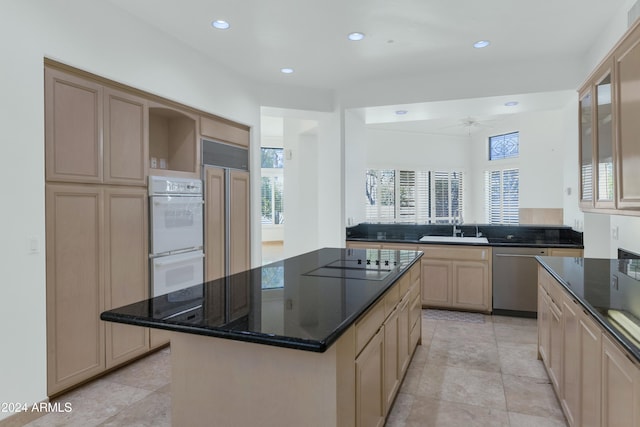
[419,235,489,244]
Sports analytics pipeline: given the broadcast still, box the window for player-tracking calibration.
[485,169,519,224]
[261,148,284,225]
[365,169,463,223]
[489,132,519,160]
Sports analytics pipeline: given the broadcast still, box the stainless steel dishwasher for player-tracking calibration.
[492,247,548,317]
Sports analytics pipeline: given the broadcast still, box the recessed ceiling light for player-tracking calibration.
[348,32,365,41]
[211,20,230,30]
[504,101,519,107]
[473,40,490,49]
[395,110,408,115]
[280,68,294,74]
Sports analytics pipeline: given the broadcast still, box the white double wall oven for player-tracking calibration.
[149,176,204,298]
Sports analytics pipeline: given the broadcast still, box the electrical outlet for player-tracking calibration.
[612,226,619,240]
[611,274,619,290]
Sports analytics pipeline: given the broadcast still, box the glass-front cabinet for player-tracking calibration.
[578,59,617,212]
[595,70,615,208]
[578,88,594,209]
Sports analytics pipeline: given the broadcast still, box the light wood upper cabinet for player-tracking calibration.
[45,68,103,184]
[579,19,640,213]
[104,187,149,368]
[615,23,640,209]
[200,115,250,148]
[46,184,105,395]
[45,67,149,186]
[104,89,148,186]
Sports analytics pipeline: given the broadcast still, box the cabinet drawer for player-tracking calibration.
[419,245,490,261]
[538,265,551,293]
[355,299,385,356]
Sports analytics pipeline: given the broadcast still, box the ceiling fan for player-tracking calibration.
[432,116,498,136]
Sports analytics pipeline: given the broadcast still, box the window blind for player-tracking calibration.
[485,168,519,224]
[365,169,462,223]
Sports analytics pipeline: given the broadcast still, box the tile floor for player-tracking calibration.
[5,310,566,427]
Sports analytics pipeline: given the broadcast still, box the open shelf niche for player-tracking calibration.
[149,105,198,175]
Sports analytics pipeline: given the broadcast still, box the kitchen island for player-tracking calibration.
[101,247,423,427]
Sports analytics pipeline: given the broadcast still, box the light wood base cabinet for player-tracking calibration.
[420,245,491,313]
[538,265,640,427]
[46,184,149,395]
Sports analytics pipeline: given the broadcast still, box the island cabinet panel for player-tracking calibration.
[548,287,563,395]
[357,329,385,427]
[170,328,357,427]
[561,294,580,426]
[579,311,602,427]
[383,307,400,411]
[537,285,551,363]
[45,68,103,184]
[104,188,149,368]
[103,88,148,186]
[46,184,105,395]
[601,335,640,427]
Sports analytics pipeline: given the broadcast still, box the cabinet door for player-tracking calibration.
[549,299,563,395]
[104,188,149,368]
[538,286,550,363]
[421,259,451,307]
[398,294,411,375]
[356,329,385,427]
[579,310,601,427]
[383,308,400,412]
[562,295,580,426]
[46,184,105,394]
[579,86,594,209]
[45,68,103,183]
[601,335,639,427]
[104,88,148,186]
[452,261,489,311]
[594,65,616,209]
[229,170,251,274]
[200,115,250,148]
[616,27,640,209]
[204,166,225,281]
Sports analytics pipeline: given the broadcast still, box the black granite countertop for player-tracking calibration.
[537,256,640,363]
[347,223,583,248]
[101,247,423,353]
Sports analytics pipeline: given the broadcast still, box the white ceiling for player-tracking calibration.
[107,0,628,134]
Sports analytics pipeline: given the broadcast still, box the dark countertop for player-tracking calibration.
[346,223,583,248]
[537,256,640,363]
[101,247,423,353]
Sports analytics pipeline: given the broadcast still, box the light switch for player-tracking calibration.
[28,237,39,254]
